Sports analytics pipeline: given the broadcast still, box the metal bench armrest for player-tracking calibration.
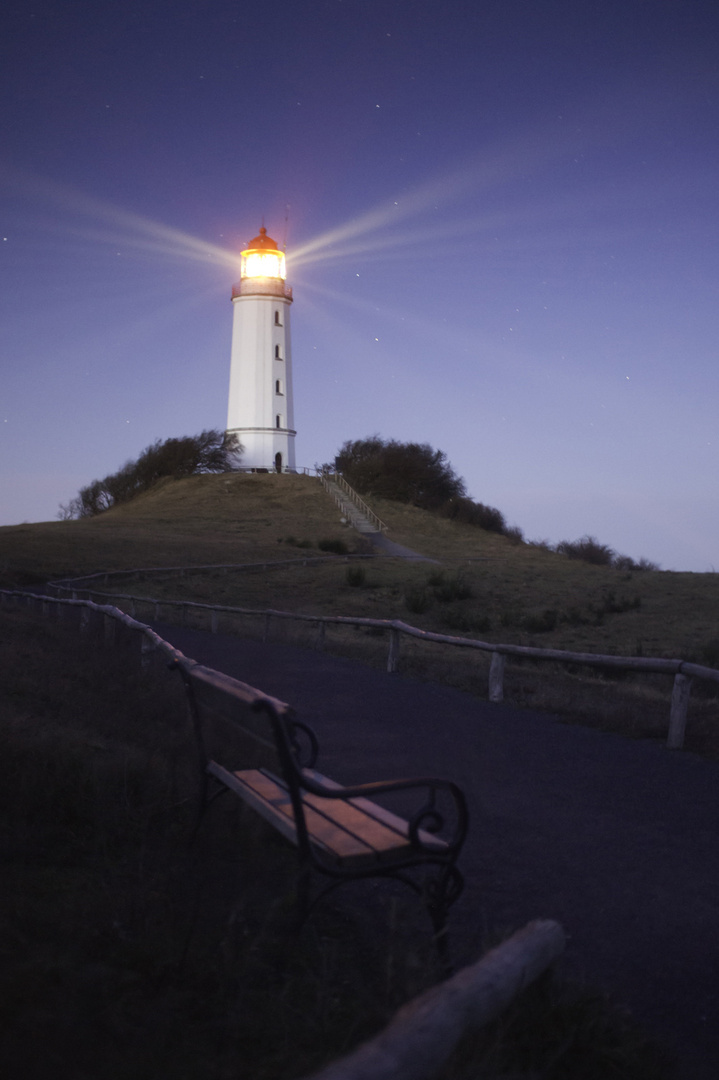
[301,769,468,854]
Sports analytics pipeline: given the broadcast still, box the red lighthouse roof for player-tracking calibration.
[246,226,280,250]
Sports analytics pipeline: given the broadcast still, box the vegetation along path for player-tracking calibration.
[155,621,719,1080]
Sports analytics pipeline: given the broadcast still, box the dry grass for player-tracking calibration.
[0,473,361,586]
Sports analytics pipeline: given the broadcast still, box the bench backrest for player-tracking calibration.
[176,660,317,854]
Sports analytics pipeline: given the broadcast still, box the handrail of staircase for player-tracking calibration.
[320,471,388,533]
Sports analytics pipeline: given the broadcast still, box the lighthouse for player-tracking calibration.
[226,226,296,472]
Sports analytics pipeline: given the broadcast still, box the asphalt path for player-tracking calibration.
[155,622,719,1078]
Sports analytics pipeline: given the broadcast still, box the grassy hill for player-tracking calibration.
[2,471,718,755]
[3,471,718,662]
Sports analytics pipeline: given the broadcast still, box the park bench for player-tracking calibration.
[175,658,468,962]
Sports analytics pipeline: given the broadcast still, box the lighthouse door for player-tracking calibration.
[275,452,282,473]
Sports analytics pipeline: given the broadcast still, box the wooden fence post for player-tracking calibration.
[210,610,219,634]
[263,613,272,642]
[489,652,505,703]
[315,621,326,651]
[387,628,400,674]
[667,673,693,749]
[103,613,116,646]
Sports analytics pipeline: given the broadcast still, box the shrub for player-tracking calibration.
[318,539,349,555]
[345,565,366,587]
[433,573,473,602]
[60,430,243,518]
[556,535,615,566]
[404,588,431,614]
[504,525,524,545]
[556,537,660,572]
[439,497,506,535]
[332,436,466,511]
[524,609,559,633]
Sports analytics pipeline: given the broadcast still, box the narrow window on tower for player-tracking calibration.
[275,379,283,395]
[276,414,283,429]
[274,311,282,326]
[275,344,282,360]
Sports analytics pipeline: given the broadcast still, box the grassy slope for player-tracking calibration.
[3,472,719,665]
[0,473,354,584]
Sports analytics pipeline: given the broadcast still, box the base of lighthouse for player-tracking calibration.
[226,426,296,473]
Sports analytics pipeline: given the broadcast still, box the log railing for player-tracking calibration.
[301,919,565,1080]
[36,579,719,752]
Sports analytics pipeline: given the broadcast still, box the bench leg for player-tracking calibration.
[425,865,464,975]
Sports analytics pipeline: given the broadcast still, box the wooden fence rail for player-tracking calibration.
[301,919,565,1080]
[48,554,375,592]
[35,578,719,751]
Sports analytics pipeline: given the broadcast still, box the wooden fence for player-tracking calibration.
[41,568,719,751]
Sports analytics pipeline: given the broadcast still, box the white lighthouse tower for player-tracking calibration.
[226,226,296,472]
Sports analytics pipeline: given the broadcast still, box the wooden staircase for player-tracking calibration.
[320,473,387,534]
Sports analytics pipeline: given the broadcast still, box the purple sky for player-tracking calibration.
[1,0,718,570]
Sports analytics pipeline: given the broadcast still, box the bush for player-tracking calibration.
[556,537,660,572]
[404,588,431,614]
[332,436,466,511]
[432,573,473,602]
[318,539,349,555]
[345,565,366,587]
[524,609,559,633]
[439,496,506,535]
[329,436,513,538]
[60,430,243,518]
[556,536,615,566]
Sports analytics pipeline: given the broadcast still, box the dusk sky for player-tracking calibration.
[2,0,718,570]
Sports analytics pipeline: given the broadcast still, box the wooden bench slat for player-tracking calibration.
[240,769,381,862]
[300,789,413,857]
[207,762,301,848]
[303,769,449,854]
[212,764,396,865]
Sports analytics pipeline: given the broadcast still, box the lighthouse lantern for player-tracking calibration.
[240,227,286,280]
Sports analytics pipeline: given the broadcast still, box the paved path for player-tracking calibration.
[364,530,439,560]
[157,624,719,1078]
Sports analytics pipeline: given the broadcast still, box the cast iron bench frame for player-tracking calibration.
[175,659,468,961]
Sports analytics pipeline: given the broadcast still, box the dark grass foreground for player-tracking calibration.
[0,609,671,1079]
